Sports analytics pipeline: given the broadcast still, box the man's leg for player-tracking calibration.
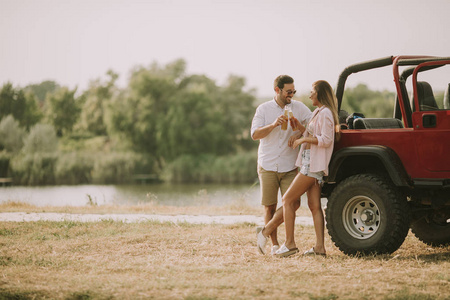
[262,168,299,238]
[264,204,278,246]
[257,165,280,248]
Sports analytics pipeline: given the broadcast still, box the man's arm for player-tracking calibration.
[252,115,286,140]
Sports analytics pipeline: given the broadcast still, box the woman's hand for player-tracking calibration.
[289,116,301,131]
[291,137,305,149]
[288,132,302,147]
[288,135,296,147]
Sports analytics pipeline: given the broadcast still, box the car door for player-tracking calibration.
[411,62,450,175]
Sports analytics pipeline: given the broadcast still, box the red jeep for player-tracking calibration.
[323,55,450,255]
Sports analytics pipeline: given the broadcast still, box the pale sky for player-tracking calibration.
[1,0,449,97]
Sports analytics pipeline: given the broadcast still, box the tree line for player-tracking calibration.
[0,58,398,185]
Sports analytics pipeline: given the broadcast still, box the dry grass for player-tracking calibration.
[0,218,449,299]
[0,201,313,217]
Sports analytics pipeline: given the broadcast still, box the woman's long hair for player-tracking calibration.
[313,80,340,140]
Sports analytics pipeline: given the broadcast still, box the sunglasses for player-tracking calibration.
[281,89,296,95]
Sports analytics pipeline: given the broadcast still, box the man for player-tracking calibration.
[251,75,311,254]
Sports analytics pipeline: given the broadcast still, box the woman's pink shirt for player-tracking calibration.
[295,106,335,175]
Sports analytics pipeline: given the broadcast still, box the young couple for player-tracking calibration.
[250,75,338,258]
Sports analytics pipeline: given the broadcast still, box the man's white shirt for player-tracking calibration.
[251,99,312,172]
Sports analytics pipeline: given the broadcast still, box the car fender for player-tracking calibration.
[327,145,411,187]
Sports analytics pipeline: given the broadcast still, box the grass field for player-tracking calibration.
[0,203,449,299]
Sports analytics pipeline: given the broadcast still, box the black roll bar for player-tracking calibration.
[335,56,393,111]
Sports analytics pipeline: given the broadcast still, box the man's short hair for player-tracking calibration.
[274,75,294,90]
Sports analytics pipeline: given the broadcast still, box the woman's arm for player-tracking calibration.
[291,136,317,149]
[291,109,334,149]
[315,109,335,148]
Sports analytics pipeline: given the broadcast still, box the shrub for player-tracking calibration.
[10,151,157,185]
[11,153,58,185]
[55,152,94,184]
[211,152,257,183]
[0,115,25,152]
[0,152,11,177]
[163,152,257,184]
[22,124,58,153]
[91,152,153,184]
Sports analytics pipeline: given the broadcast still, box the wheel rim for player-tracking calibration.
[342,196,381,239]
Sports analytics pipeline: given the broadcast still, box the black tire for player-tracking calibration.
[326,174,410,255]
[411,210,450,247]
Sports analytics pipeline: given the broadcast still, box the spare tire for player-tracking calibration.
[411,209,450,247]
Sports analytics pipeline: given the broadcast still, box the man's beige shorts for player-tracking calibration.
[257,165,298,206]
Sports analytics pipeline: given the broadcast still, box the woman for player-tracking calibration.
[278,80,338,257]
[257,80,338,257]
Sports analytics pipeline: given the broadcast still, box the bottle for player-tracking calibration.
[288,107,295,130]
[281,107,288,130]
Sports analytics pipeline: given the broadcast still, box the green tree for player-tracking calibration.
[106,59,185,157]
[25,80,60,104]
[0,83,42,129]
[45,87,80,136]
[0,83,20,120]
[217,75,256,150]
[162,91,227,159]
[22,91,43,129]
[106,59,257,165]
[341,84,395,118]
[171,74,256,155]
[78,70,118,135]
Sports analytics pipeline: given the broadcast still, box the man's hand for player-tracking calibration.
[252,114,287,140]
[272,114,288,128]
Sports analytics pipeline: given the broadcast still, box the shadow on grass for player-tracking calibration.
[407,251,450,263]
[0,289,106,300]
[0,289,48,300]
[327,247,449,263]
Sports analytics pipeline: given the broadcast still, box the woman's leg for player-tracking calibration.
[307,183,326,254]
[262,201,300,238]
[283,173,316,250]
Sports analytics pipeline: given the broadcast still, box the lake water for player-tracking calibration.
[0,183,265,207]
[0,183,320,208]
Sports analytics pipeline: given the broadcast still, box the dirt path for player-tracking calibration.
[0,212,314,226]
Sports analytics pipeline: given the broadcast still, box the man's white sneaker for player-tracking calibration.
[256,227,267,255]
[271,245,280,255]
